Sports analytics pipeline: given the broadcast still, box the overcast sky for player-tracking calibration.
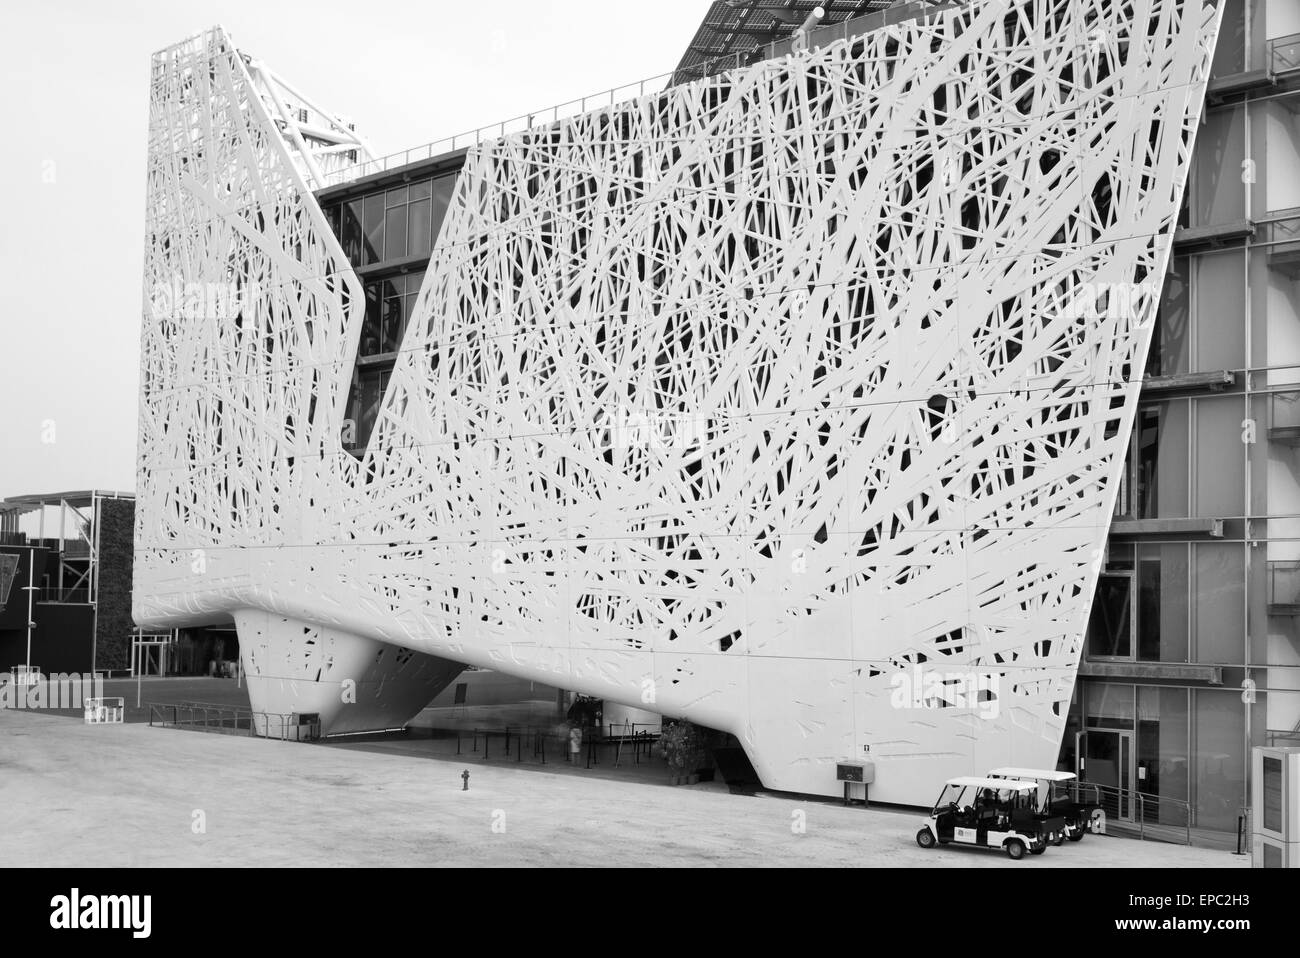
[0,0,708,498]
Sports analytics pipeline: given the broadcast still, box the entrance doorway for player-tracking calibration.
[1078,729,1135,821]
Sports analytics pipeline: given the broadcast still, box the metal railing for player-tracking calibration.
[1273,32,1300,76]
[447,722,662,769]
[1078,779,1194,844]
[323,3,956,188]
[604,721,661,742]
[1267,728,1300,747]
[322,73,676,187]
[62,541,91,559]
[1261,209,1300,246]
[148,702,320,741]
[1270,387,1300,431]
[36,587,91,604]
[456,724,562,764]
[1267,560,1300,608]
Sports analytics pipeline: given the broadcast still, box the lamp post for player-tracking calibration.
[24,548,35,680]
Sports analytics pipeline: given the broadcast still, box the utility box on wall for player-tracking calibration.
[836,760,876,806]
[1252,746,1300,868]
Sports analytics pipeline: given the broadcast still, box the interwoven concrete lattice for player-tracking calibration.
[137,0,1223,803]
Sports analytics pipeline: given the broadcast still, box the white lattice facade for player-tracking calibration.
[136,1,1225,804]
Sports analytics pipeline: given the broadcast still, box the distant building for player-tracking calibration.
[0,491,135,675]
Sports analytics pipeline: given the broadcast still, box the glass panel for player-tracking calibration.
[1192,689,1245,832]
[431,174,456,245]
[1148,257,1190,377]
[1195,251,1245,371]
[381,289,404,354]
[362,194,385,266]
[1194,397,1245,517]
[359,370,387,449]
[1265,690,1300,748]
[1061,693,1082,772]
[1135,401,1189,518]
[410,179,432,201]
[1211,0,1246,77]
[360,283,382,357]
[1088,574,1132,658]
[342,199,364,264]
[1137,543,1188,662]
[1249,245,1276,373]
[1085,682,1134,730]
[1192,106,1246,227]
[385,186,408,209]
[405,271,425,335]
[409,196,432,258]
[1276,34,1300,77]
[1193,542,1245,664]
[1085,732,1121,793]
[385,206,408,261]
[1138,686,1189,826]
[1262,756,1282,832]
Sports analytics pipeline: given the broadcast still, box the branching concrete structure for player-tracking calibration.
[136,1,1225,803]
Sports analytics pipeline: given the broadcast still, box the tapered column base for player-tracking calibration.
[233,610,462,736]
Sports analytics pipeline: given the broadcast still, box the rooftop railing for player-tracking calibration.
[321,2,956,189]
[321,71,677,188]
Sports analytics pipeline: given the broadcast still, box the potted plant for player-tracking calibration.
[657,720,706,785]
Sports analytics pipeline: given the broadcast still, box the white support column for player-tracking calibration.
[233,610,465,736]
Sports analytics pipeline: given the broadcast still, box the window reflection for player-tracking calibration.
[1131,401,1189,520]
[327,169,456,456]
[1137,544,1188,662]
[342,199,363,264]
[327,172,457,272]
[361,284,382,357]
[363,194,384,266]
[1088,573,1132,658]
[355,272,425,359]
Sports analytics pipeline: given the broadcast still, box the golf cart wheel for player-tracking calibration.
[916,828,937,849]
[1030,844,1046,855]
[1005,839,1026,860]
[1068,828,1086,842]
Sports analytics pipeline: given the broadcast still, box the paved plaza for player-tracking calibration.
[0,707,1249,868]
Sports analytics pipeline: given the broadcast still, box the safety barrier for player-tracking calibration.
[84,697,124,724]
[147,702,321,742]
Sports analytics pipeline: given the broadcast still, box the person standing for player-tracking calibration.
[569,723,583,767]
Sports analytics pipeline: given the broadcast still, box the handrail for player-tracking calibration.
[321,70,678,187]
[604,721,661,740]
[146,701,319,741]
[1272,32,1300,76]
[318,2,1053,190]
[320,5,954,188]
[1076,779,1194,845]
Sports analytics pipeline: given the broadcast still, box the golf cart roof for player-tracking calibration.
[987,768,1077,782]
[943,777,1037,792]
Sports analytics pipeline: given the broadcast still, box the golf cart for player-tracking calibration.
[915,777,1050,859]
[987,767,1102,842]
